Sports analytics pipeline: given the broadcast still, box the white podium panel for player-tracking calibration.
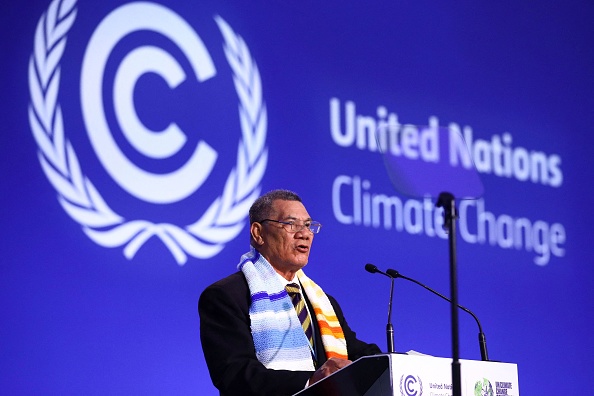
[295,353,519,396]
[388,354,518,396]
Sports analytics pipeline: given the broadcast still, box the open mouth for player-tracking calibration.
[296,244,309,253]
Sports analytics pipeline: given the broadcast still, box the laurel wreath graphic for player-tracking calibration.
[400,374,423,396]
[28,0,268,265]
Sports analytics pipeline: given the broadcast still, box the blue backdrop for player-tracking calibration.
[1,0,593,394]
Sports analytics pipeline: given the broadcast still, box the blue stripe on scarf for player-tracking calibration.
[252,290,288,302]
[239,248,315,370]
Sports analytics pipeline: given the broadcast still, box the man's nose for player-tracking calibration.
[295,227,313,237]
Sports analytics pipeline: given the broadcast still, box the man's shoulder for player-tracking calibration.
[208,271,247,289]
[201,271,249,299]
[199,271,251,315]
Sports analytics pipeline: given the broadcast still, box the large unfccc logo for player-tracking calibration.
[28,0,268,264]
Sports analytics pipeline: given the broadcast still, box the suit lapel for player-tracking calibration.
[302,291,327,367]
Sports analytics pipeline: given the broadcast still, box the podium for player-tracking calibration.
[294,353,519,396]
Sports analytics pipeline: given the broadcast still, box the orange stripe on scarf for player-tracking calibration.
[297,270,348,361]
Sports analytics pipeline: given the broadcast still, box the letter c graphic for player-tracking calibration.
[81,2,217,203]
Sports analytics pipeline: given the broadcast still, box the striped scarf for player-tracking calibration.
[238,249,348,371]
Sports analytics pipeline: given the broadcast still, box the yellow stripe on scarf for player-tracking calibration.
[297,270,348,360]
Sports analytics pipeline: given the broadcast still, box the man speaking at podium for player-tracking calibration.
[199,190,381,396]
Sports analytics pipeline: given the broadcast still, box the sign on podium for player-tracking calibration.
[295,353,518,396]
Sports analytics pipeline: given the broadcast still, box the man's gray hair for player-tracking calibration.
[249,189,302,224]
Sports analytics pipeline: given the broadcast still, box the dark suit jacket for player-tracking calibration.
[199,271,381,396]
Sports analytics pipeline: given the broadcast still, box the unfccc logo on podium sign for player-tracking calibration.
[400,374,423,396]
[28,0,268,264]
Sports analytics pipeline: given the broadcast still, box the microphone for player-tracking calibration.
[364,264,396,353]
[386,268,489,361]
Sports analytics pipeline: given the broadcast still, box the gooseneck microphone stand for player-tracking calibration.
[386,274,395,354]
[386,268,489,361]
[436,192,461,396]
[364,264,396,353]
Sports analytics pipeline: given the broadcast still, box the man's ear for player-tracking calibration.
[250,222,265,246]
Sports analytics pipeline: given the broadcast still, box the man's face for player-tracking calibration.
[256,199,314,278]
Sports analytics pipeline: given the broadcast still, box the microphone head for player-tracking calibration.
[386,269,400,278]
[365,263,378,274]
